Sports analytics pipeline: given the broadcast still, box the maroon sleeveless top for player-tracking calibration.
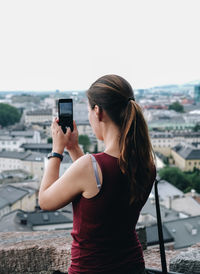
[68,152,156,274]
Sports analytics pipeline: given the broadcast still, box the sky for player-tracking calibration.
[0,0,199,91]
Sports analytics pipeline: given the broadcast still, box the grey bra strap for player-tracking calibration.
[90,154,101,190]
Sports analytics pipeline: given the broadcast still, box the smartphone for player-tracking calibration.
[58,99,73,133]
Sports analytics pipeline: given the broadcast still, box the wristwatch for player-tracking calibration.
[47,152,63,161]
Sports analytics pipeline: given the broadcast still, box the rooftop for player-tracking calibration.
[0,185,29,209]
[173,146,200,159]
[16,209,73,227]
[26,109,52,116]
[0,151,29,160]
[156,180,184,200]
[10,130,36,137]
[165,215,200,249]
[0,150,44,162]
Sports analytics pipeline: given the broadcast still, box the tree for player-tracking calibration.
[168,101,184,113]
[47,137,52,144]
[185,169,200,193]
[78,135,91,153]
[0,103,21,127]
[193,123,200,132]
[158,166,200,194]
[158,166,189,191]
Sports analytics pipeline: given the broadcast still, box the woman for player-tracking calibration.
[39,74,156,274]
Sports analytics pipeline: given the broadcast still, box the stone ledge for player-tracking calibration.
[0,231,71,273]
[0,231,199,273]
[169,243,200,274]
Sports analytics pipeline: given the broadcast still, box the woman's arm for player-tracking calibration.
[38,154,91,211]
[39,118,85,210]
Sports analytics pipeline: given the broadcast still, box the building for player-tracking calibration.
[171,145,200,171]
[145,215,200,249]
[164,215,200,249]
[0,151,44,180]
[22,152,44,180]
[151,132,173,156]
[25,109,52,124]
[0,208,73,232]
[16,209,73,231]
[10,130,41,143]
[162,196,200,216]
[21,143,52,154]
[194,85,200,103]
[0,130,41,152]
[150,131,200,156]
[76,121,93,137]
[0,185,37,218]
[146,223,174,248]
[0,136,23,152]
[0,169,31,184]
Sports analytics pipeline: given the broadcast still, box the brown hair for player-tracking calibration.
[87,74,155,204]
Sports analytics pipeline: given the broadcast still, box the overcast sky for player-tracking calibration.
[0,0,199,91]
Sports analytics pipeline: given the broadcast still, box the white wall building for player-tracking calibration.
[0,151,44,180]
[0,130,41,152]
[25,109,52,124]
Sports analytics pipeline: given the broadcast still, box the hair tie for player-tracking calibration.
[128,97,135,102]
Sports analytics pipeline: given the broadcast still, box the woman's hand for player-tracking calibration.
[65,120,79,151]
[51,119,79,154]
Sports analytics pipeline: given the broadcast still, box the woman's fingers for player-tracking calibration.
[66,127,71,137]
[73,120,77,131]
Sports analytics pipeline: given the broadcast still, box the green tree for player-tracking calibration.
[159,166,200,194]
[79,135,91,153]
[168,101,184,113]
[185,169,200,193]
[0,103,21,127]
[193,123,200,132]
[158,166,189,191]
[47,137,52,144]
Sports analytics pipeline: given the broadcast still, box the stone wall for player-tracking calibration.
[0,231,199,273]
[0,231,71,273]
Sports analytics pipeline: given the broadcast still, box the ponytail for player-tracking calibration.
[119,100,154,204]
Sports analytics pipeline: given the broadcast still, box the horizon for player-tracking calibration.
[0,78,200,93]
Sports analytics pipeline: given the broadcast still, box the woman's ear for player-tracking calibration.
[94,105,103,121]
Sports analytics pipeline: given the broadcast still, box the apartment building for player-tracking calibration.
[171,145,200,171]
[0,130,41,152]
[0,136,23,152]
[150,131,200,156]
[0,151,44,180]
[0,185,37,218]
[25,109,52,124]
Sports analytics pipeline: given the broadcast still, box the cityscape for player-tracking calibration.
[0,81,200,271]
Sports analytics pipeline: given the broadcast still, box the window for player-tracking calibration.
[188,162,191,165]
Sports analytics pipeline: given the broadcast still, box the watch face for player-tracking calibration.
[47,152,52,159]
[47,152,63,161]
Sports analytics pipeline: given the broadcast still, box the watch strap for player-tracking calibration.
[47,152,63,161]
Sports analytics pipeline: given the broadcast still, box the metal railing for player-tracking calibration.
[147,179,182,274]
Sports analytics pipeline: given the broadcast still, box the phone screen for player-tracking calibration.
[58,99,73,133]
[59,102,72,116]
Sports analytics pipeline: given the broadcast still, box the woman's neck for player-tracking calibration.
[102,123,120,158]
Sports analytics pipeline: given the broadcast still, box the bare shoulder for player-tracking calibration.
[66,154,94,181]
[70,154,92,171]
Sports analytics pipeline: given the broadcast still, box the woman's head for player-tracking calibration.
[87,74,134,129]
[87,74,155,204]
